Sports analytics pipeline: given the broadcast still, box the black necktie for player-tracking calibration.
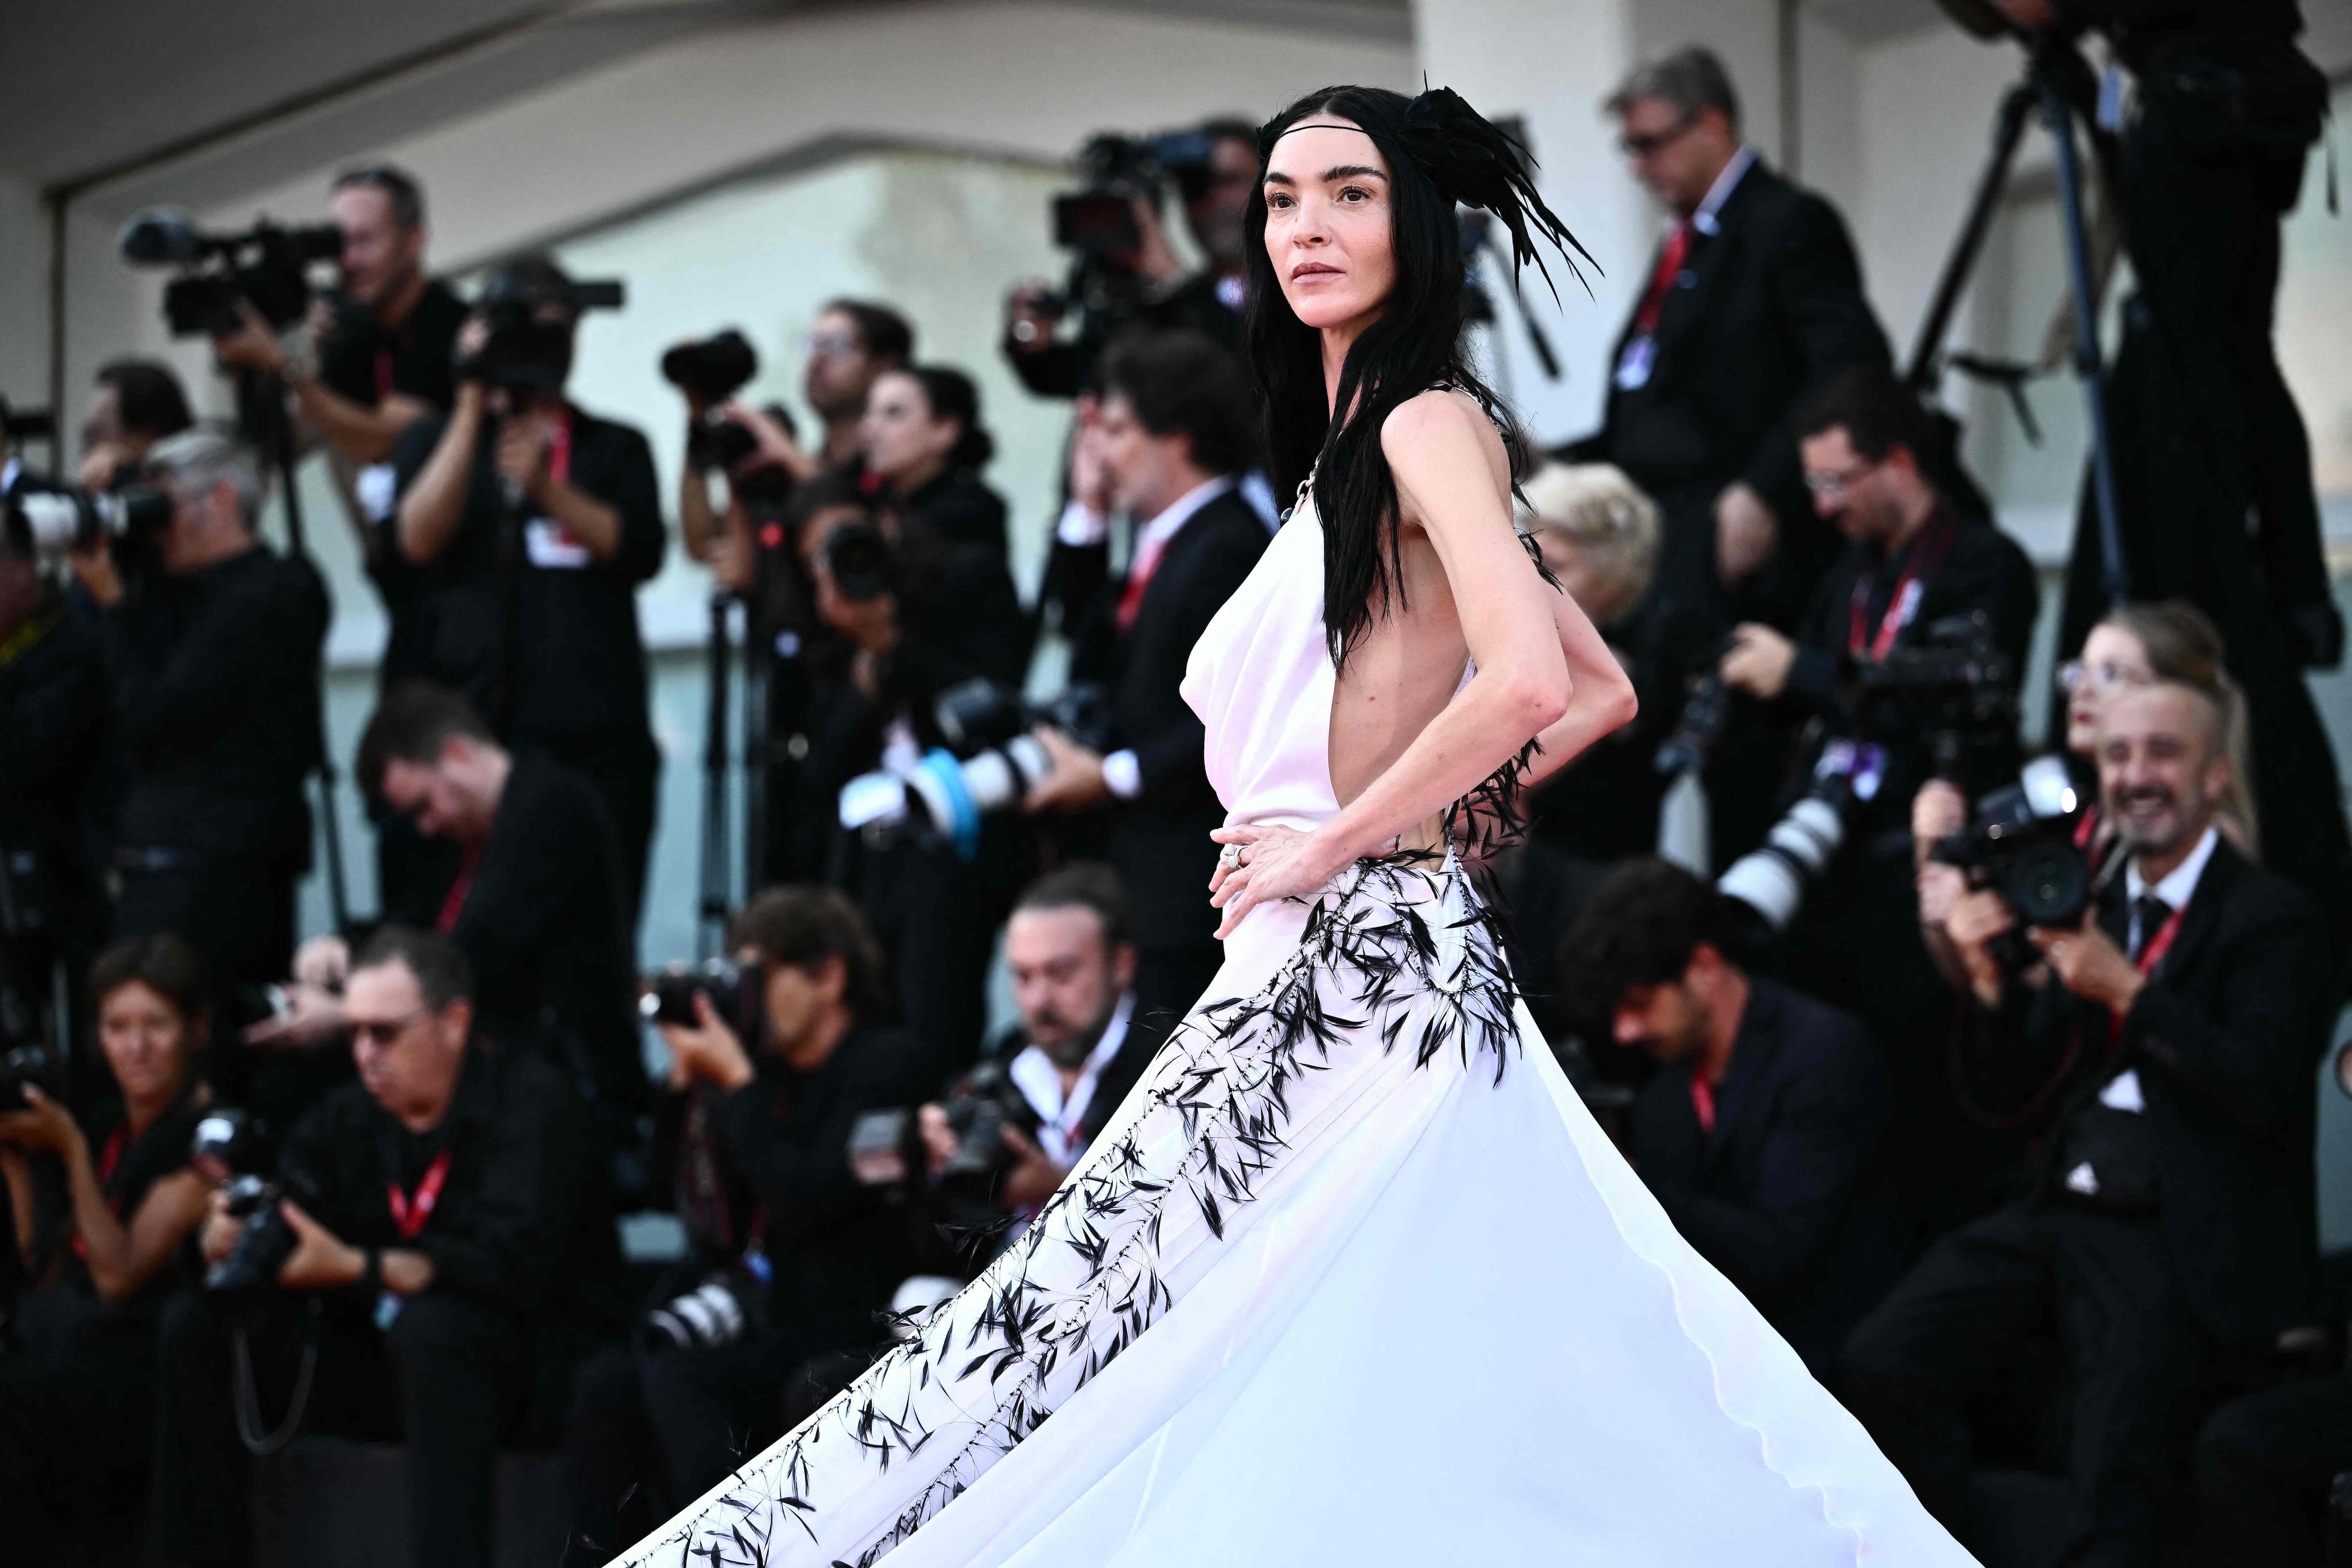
[2129,894,2171,962]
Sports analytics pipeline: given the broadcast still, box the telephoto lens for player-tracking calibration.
[639,1256,771,1351]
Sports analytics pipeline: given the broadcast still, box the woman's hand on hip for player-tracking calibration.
[1208,824,1346,939]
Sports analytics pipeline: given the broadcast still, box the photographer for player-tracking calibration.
[563,887,926,1561]
[1557,859,1899,1378]
[785,481,1023,1069]
[0,936,213,1560]
[1023,331,1269,1024]
[72,429,329,1006]
[271,683,647,1130]
[77,358,194,491]
[861,363,1010,560]
[388,256,665,929]
[1563,47,1893,863]
[914,864,1153,1254]
[152,927,627,1568]
[1004,118,1257,398]
[213,166,464,472]
[1839,679,2335,1564]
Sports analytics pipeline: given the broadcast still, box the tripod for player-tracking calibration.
[1903,28,2130,607]
[238,369,352,933]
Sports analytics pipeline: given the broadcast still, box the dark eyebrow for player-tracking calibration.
[1323,165,1387,182]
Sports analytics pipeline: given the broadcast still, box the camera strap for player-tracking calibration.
[387,1147,454,1241]
[1848,511,1955,661]
[232,1297,322,1457]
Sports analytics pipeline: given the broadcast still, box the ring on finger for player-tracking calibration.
[1219,843,1246,869]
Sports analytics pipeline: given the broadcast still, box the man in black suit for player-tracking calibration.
[1024,331,1270,1028]
[1839,679,2335,1567]
[1558,857,1900,1378]
[1563,46,1891,864]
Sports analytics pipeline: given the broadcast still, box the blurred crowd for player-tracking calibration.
[2,19,2348,1568]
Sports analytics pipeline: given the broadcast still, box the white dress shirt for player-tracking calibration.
[1008,993,1135,1168]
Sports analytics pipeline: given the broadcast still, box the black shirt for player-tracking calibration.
[893,468,1009,559]
[281,1036,627,1331]
[100,546,330,862]
[389,752,645,1121]
[318,279,469,412]
[53,1090,209,1337]
[384,403,664,737]
[702,1021,930,1352]
[0,590,111,935]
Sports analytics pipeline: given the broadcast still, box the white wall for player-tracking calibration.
[0,175,44,417]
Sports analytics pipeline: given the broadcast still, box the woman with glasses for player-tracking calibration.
[0,934,214,1558]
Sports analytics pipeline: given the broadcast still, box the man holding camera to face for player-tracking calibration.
[1024,331,1269,1026]
[213,166,467,478]
[1003,119,1257,398]
[151,927,627,1568]
[562,887,926,1563]
[1838,678,2333,1567]
[66,430,329,1007]
[387,256,664,930]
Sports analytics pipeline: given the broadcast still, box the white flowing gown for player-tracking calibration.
[619,487,1976,1567]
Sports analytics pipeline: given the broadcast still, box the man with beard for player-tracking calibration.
[1841,680,2334,1567]
[917,865,1152,1241]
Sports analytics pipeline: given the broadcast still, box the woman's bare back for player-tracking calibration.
[1327,391,1516,830]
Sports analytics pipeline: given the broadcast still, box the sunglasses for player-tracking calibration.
[351,1010,429,1048]
[1617,113,1700,159]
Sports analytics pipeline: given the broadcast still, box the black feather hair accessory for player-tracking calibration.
[1396,85,1596,301]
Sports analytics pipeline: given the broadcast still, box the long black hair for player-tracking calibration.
[1244,85,1589,669]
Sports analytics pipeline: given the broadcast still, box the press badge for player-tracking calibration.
[376,1290,405,1331]
[1614,334,1657,390]
[524,517,591,568]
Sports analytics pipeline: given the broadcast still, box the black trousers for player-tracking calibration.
[856,837,997,1079]
[524,730,660,944]
[113,849,297,994]
[2192,1374,2352,1568]
[0,1323,155,1558]
[563,1329,811,1568]
[151,1286,539,1568]
[1839,1203,2209,1568]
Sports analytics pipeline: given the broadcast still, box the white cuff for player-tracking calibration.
[1056,499,1109,547]
[1101,748,1143,800]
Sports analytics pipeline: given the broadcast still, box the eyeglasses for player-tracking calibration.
[803,331,862,358]
[1803,460,1876,500]
[2058,660,2149,695]
[1617,113,1700,159]
[350,1010,429,1048]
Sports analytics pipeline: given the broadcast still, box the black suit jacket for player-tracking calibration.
[1628,978,1903,1375]
[1059,488,1269,951]
[1565,161,1890,637]
[1994,838,2332,1342]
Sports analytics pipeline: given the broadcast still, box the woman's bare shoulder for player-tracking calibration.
[1380,388,1511,518]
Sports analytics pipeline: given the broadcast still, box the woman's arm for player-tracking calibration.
[1,1088,211,1303]
[0,1145,35,1271]
[1211,393,1634,932]
[396,383,486,566]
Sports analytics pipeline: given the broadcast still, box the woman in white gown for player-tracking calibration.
[619,85,1973,1567]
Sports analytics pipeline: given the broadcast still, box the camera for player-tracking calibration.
[1025,127,1210,361]
[1654,666,1732,777]
[461,267,626,391]
[836,678,1112,860]
[4,477,174,566]
[1716,742,1883,936]
[0,1041,64,1111]
[639,1253,772,1351]
[660,329,775,475]
[189,1108,301,1299]
[820,518,897,602]
[639,957,759,1034]
[1851,610,2021,790]
[119,209,344,338]
[1931,753,2096,966]
[848,1058,1033,1201]
[0,398,55,445]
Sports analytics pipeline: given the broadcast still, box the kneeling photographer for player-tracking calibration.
[387,256,664,931]
[791,478,1025,1071]
[0,936,213,1560]
[152,927,628,1568]
[1024,331,1269,1026]
[564,888,926,1564]
[1838,679,2336,1562]
[1706,366,2034,1230]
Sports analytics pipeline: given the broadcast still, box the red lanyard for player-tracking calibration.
[71,1127,131,1262]
[2134,900,2186,978]
[1633,223,1691,335]
[1116,528,1175,632]
[1688,1075,1717,1137]
[2073,806,2101,852]
[1848,516,1953,661]
[387,1148,454,1242]
[546,410,573,486]
[374,346,396,403]
[436,838,485,933]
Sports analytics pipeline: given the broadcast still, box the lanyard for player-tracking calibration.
[2133,900,2187,978]
[375,345,396,403]
[546,410,573,485]
[1847,514,1953,661]
[71,1126,132,1263]
[436,838,485,933]
[387,1147,454,1242]
[1632,223,1691,336]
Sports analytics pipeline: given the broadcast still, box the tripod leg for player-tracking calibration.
[2042,72,2129,605]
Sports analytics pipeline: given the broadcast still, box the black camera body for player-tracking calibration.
[119,210,344,338]
[821,519,897,603]
[0,1041,64,1111]
[189,1107,302,1299]
[4,477,175,567]
[1932,754,2098,967]
[639,957,758,1035]
[848,1058,1035,1202]
[661,329,785,480]
[462,271,625,392]
[1851,610,2021,792]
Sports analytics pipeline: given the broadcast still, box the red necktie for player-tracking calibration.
[1633,223,1691,335]
[1115,529,1175,633]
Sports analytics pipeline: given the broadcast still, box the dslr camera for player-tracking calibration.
[189,1108,302,1300]
[4,473,175,569]
[118,208,344,337]
[639,957,761,1035]
[639,1252,772,1352]
[848,1057,1035,1202]
[660,328,783,481]
[1930,752,2098,969]
[837,677,1112,861]
[460,267,625,391]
